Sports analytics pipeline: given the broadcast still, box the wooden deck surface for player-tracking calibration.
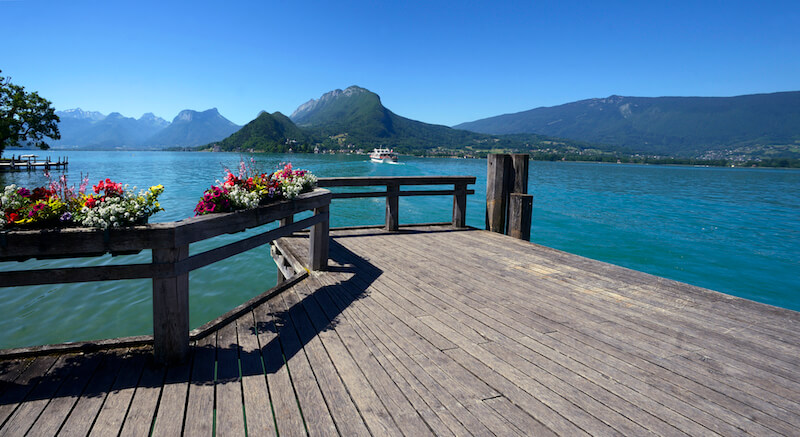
[1,225,799,436]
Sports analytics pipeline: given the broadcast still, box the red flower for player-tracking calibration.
[31,187,53,201]
[85,195,97,208]
[94,179,123,196]
[7,212,19,222]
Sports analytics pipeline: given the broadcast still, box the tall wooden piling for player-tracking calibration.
[487,153,532,240]
[511,154,529,194]
[486,154,512,233]
[508,193,533,241]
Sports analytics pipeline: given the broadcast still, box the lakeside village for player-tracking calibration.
[203,135,800,168]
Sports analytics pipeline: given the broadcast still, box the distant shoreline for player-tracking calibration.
[6,147,800,169]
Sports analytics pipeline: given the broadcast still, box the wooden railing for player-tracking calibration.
[316,176,476,230]
[0,188,332,364]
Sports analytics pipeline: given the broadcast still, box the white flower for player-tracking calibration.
[227,185,260,209]
[1,185,25,211]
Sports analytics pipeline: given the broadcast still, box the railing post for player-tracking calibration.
[152,245,189,365]
[280,214,294,227]
[508,193,533,241]
[309,205,329,271]
[453,182,467,228]
[386,182,399,231]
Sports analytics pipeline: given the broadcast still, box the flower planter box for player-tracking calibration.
[1,188,331,262]
[0,188,331,364]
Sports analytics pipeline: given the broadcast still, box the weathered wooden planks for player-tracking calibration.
[87,350,148,437]
[282,226,800,436]
[2,224,799,436]
[215,322,246,436]
[150,349,193,436]
[253,297,306,436]
[55,350,128,436]
[118,355,166,437]
[183,334,216,436]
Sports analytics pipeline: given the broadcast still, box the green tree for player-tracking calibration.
[0,70,60,156]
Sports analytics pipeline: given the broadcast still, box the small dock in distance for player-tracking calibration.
[0,154,68,172]
[1,163,799,436]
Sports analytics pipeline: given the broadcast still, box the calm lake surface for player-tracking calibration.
[2,151,799,348]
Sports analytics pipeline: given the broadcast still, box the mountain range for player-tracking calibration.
[53,87,800,164]
[210,86,800,162]
[455,91,800,158]
[209,86,584,155]
[54,108,240,149]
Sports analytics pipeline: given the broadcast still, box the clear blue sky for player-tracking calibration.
[3,0,799,127]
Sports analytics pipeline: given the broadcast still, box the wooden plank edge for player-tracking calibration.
[278,223,459,235]
[0,335,153,360]
[272,239,309,275]
[328,222,455,232]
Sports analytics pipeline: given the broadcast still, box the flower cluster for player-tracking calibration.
[195,162,316,215]
[1,175,164,230]
[272,163,317,200]
[79,184,164,229]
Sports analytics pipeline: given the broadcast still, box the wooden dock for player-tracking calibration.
[2,224,798,436]
[0,155,68,172]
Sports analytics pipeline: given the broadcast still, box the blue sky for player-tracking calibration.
[3,0,799,126]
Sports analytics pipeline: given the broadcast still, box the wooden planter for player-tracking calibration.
[0,188,332,364]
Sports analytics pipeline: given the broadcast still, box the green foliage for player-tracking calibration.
[0,70,60,155]
[747,158,800,168]
[208,111,308,152]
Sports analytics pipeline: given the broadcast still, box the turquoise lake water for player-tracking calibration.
[1,151,799,349]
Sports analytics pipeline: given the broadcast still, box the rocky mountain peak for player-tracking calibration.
[174,110,196,122]
[290,86,370,121]
[57,108,106,121]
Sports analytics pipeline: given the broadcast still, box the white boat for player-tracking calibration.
[369,148,398,163]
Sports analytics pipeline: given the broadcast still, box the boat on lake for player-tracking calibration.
[369,148,398,163]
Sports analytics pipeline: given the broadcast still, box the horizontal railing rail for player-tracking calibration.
[0,188,332,364]
[316,176,476,230]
